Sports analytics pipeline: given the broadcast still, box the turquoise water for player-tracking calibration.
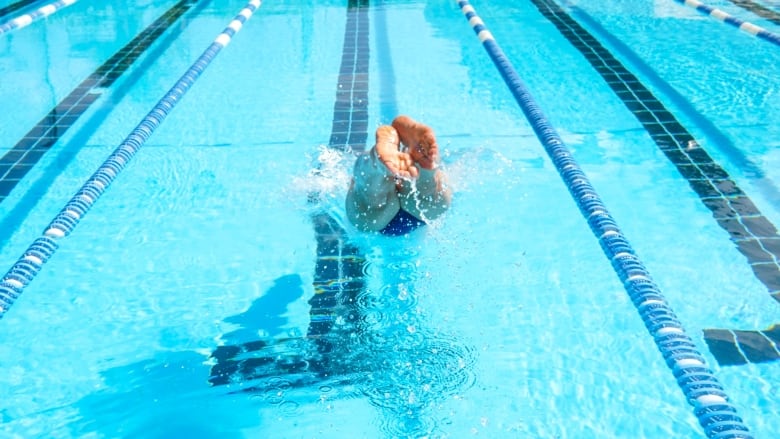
[1,0,779,437]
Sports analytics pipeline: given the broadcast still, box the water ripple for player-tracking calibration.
[356,284,419,319]
[385,260,423,283]
[378,412,440,439]
[360,331,477,413]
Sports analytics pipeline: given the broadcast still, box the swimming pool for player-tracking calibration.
[1,0,779,437]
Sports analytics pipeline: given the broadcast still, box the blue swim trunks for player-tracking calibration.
[379,208,426,236]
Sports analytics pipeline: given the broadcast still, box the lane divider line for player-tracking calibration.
[0,0,77,36]
[0,0,263,319]
[724,0,780,27]
[675,0,780,47]
[455,1,753,438]
[0,0,200,206]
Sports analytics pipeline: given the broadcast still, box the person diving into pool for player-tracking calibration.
[208,116,475,419]
[346,115,451,236]
[209,117,451,385]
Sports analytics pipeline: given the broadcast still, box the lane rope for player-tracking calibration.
[0,0,78,36]
[455,1,753,438]
[674,0,780,47]
[0,0,263,319]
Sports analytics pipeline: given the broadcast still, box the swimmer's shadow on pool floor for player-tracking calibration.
[207,271,369,394]
[208,334,363,393]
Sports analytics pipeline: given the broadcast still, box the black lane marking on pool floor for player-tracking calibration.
[703,326,780,366]
[532,0,780,303]
[209,0,373,389]
[725,0,780,26]
[0,0,199,205]
[310,0,370,341]
[328,0,370,152]
[0,0,37,20]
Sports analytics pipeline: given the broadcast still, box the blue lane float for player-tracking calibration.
[673,0,780,47]
[455,1,753,438]
[0,0,263,319]
[0,0,78,35]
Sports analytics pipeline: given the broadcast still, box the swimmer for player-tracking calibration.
[345,115,451,236]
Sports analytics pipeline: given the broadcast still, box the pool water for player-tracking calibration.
[1,0,779,437]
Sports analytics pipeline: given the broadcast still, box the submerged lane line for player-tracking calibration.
[326,0,370,152]
[0,0,263,319]
[455,1,753,438]
[674,0,780,47]
[308,0,369,342]
[210,0,373,391]
[536,0,780,302]
[0,0,77,36]
[0,0,201,206]
[543,0,780,367]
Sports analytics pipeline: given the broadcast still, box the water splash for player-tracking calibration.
[444,146,524,194]
[289,145,355,205]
